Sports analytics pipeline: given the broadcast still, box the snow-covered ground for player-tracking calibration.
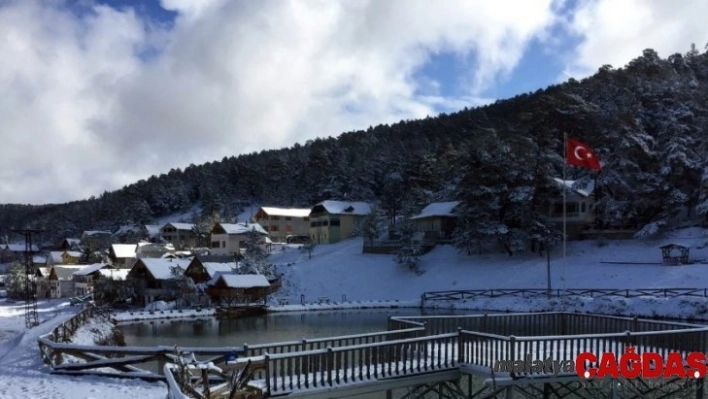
[3,227,708,397]
[0,299,166,399]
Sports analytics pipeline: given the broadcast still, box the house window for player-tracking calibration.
[271,216,280,220]
[330,218,340,226]
[285,225,292,233]
[581,202,586,213]
[222,241,226,248]
[285,217,291,221]
[304,217,310,221]
[270,225,279,232]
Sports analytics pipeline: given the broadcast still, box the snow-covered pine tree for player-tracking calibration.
[394,221,421,273]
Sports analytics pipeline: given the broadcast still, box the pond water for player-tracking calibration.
[118,308,471,347]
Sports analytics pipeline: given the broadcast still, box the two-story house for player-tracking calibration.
[127,258,189,306]
[73,263,113,296]
[209,222,268,256]
[160,223,198,249]
[309,200,372,244]
[547,178,595,239]
[253,207,311,243]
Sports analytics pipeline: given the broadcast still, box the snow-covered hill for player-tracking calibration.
[270,228,708,303]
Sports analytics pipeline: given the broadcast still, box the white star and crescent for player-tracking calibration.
[573,145,592,161]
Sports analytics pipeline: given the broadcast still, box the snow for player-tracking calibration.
[5,226,708,397]
[314,200,371,215]
[259,207,311,218]
[214,222,267,235]
[201,262,238,277]
[553,178,594,197]
[111,244,137,258]
[163,222,195,231]
[73,263,111,276]
[3,243,39,252]
[410,201,460,220]
[98,269,129,280]
[138,258,189,280]
[0,299,166,398]
[212,273,270,288]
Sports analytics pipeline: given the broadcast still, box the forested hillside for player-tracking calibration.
[2,47,707,250]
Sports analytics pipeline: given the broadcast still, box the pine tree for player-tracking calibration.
[394,221,421,273]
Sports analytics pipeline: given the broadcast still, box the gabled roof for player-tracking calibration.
[33,256,47,264]
[162,223,195,231]
[65,251,83,258]
[553,178,594,197]
[410,201,461,220]
[201,262,238,278]
[111,244,137,259]
[48,251,64,263]
[74,263,111,276]
[36,267,51,277]
[258,207,311,218]
[312,200,371,216]
[3,243,39,252]
[211,273,270,288]
[135,258,188,280]
[52,265,85,280]
[212,222,268,236]
[99,268,129,281]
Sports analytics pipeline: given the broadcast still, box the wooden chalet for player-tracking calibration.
[72,263,113,296]
[47,265,85,298]
[184,257,238,284]
[127,258,189,306]
[206,274,273,305]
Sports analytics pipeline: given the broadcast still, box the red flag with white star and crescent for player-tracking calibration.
[566,138,602,171]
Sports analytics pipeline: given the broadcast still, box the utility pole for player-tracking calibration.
[12,229,43,329]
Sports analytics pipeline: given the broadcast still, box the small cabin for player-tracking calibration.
[660,243,690,265]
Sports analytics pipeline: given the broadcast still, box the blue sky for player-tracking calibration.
[0,0,706,204]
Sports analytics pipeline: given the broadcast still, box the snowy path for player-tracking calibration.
[0,299,167,399]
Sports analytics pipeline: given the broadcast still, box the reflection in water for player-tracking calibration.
[119,308,468,347]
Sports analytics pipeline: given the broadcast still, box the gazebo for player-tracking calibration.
[660,243,690,265]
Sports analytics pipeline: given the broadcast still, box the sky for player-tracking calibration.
[0,0,706,205]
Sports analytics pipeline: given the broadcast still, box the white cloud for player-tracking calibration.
[1,0,561,204]
[564,0,708,78]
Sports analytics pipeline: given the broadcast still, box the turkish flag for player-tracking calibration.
[567,138,602,171]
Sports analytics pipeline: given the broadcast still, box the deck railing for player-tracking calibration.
[263,333,458,395]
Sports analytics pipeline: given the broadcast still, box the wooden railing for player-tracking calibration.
[263,333,458,395]
[421,288,708,302]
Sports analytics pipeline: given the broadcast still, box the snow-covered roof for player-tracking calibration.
[162,223,195,231]
[98,268,129,281]
[3,243,39,252]
[553,178,594,197]
[52,265,85,280]
[213,273,271,288]
[137,258,188,280]
[63,238,81,245]
[410,201,461,220]
[259,207,311,218]
[113,225,138,236]
[213,222,268,235]
[32,256,46,264]
[201,262,238,278]
[312,200,371,216]
[111,244,136,259]
[36,267,51,277]
[48,251,64,263]
[73,263,110,276]
[65,251,83,258]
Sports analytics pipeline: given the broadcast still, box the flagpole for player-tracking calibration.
[563,132,567,275]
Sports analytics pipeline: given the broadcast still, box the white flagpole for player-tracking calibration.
[562,133,567,285]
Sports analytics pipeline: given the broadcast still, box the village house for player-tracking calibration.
[72,263,113,296]
[46,265,85,298]
[34,267,51,298]
[209,222,268,256]
[160,223,198,249]
[127,258,189,306]
[47,250,83,265]
[109,244,138,268]
[206,273,273,305]
[56,238,81,251]
[547,178,595,239]
[0,243,39,263]
[184,257,238,285]
[410,201,461,241]
[135,241,175,259]
[142,224,162,242]
[309,200,372,244]
[254,207,311,242]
